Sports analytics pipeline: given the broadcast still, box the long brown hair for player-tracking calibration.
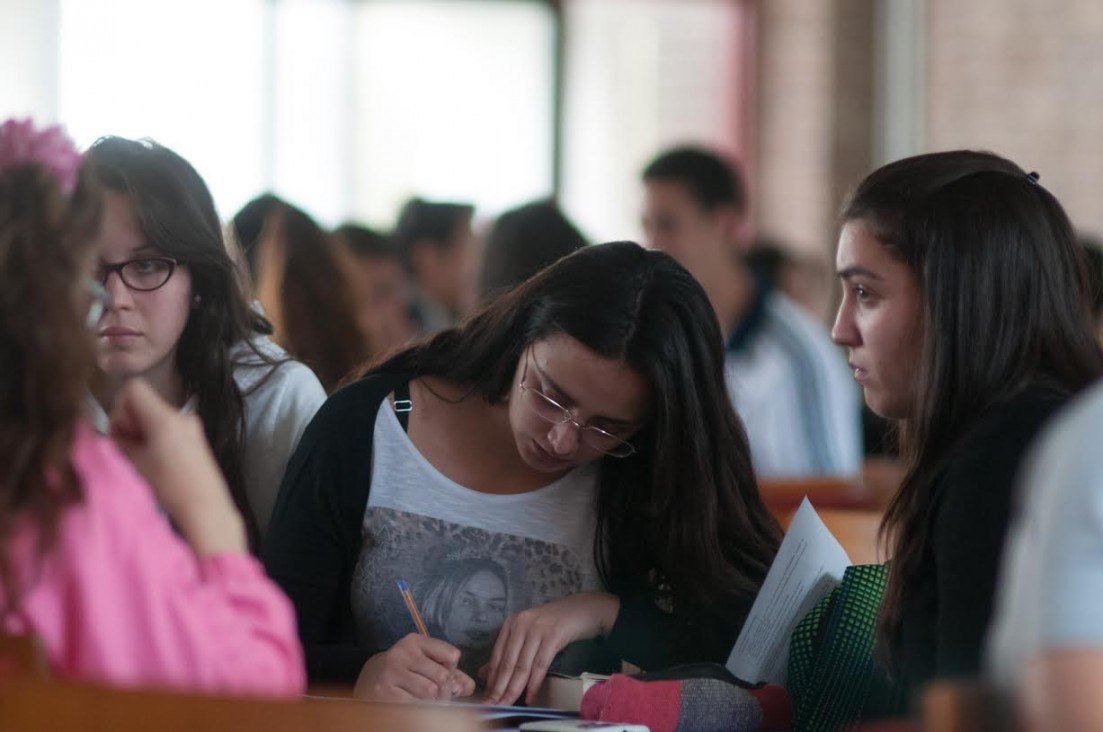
[254,203,371,392]
[0,159,103,615]
[842,151,1103,661]
[370,242,782,654]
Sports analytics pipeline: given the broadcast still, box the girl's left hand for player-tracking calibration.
[481,591,620,706]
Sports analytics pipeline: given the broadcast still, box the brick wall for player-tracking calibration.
[756,0,1103,256]
[755,0,837,258]
[925,0,1103,235]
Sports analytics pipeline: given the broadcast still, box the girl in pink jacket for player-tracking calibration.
[0,118,304,696]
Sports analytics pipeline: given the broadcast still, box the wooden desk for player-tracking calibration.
[0,678,484,732]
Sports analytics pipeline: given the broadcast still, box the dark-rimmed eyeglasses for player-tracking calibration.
[96,257,178,292]
[519,349,637,459]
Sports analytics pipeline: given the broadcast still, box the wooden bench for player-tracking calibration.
[758,458,904,517]
[0,633,47,681]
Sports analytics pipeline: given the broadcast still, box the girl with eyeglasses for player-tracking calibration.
[84,137,326,549]
[264,241,782,704]
[0,118,303,693]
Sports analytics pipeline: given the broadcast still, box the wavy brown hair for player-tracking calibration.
[254,204,371,393]
[842,151,1103,663]
[0,161,103,615]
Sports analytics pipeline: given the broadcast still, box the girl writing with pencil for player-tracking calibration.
[264,241,782,704]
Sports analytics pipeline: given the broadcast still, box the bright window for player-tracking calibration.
[561,0,750,242]
[350,1,556,227]
[58,0,267,222]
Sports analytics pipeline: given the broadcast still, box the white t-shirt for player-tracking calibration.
[987,379,1103,688]
[725,291,862,479]
[88,337,325,542]
[351,399,601,678]
[232,337,326,539]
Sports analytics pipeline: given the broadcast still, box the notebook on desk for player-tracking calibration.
[433,701,577,730]
[304,692,577,727]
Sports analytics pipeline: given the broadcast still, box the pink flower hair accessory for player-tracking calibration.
[0,118,83,195]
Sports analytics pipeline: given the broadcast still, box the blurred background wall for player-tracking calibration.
[4,0,1102,259]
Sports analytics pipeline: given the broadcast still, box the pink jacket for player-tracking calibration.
[2,423,305,696]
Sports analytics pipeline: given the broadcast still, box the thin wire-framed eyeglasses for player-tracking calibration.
[519,350,637,458]
[96,257,179,292]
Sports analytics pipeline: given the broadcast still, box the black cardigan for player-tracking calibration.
[885,386,1069,711]
[262,372,754,682]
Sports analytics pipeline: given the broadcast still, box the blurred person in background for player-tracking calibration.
[231,192,284,285]
[335,223,414,358]
[988,376,1103,732]
[478,199,587,304]
[392,197,478,334]
[744,236,834,325]
[252,203,373,393]
[746,236,901,477]
[641,146,861,480]
[86,138,325,549]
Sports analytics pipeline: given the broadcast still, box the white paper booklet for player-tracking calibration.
[725,497,851,686]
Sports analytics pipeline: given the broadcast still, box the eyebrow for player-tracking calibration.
[533,362,635,427]
[837,265,883,281]
[101,245,162,263]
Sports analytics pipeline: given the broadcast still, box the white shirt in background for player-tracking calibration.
[725,291,862,479]
[987,378,1103,688]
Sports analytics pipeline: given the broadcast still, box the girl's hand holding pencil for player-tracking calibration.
[351,579,476,703]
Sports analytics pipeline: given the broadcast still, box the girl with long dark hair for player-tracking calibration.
[264,241,781,704]
[0,118,303,693]
[832,150,1103,711]
[84,137,326,548]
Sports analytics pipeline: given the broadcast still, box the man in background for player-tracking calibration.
[641,146,861,479]
[392,198,479,335]
[335,223,414,355]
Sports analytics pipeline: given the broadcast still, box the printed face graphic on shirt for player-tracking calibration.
[422,561,509,648]
[352,508,594,678]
